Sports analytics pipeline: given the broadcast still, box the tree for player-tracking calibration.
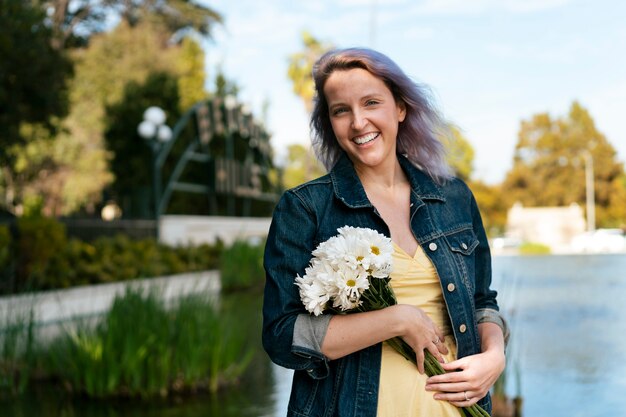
[282,144,326,189]
[443,125,475,182]
[72,20,208,217]
[439,126,506,235]
[0,0,73,213]
[177,37,209,110]
[468,181,507,237]
[502,101,626,228]
[0,0,72,164]
[104,72,181,218]
[214,67,241,99]
[287,31,333,114]
[42,0,223,50]
[30,20,184,217]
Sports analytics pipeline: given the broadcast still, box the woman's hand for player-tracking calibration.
[392,304,448,374]
[424,322,506,407]
[424,347,505,406]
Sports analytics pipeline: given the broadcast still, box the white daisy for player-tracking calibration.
[331,264,370,312]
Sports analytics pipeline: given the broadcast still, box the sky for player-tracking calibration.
[198,0,626,184]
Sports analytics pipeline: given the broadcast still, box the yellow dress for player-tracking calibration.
[377,243,462,417]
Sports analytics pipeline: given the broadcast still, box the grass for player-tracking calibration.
[0,310,36,395]
[219,239,265,292]
[518,242,551,255]
[1,288,254,399]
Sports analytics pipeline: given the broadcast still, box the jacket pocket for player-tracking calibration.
[443,227,479,292]
[444,227,478,255]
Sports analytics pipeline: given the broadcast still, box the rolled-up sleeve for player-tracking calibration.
[476,308,510,346]
[293,314,332,353]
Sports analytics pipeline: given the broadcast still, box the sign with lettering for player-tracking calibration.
[156,97,281,217]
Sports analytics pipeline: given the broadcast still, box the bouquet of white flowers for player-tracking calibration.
[295,226,489,417]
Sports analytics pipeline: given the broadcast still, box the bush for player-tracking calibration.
[15,217,67,291]
[2,217,223,294]
[518,241,551,255]
[0,226,14,293]
[219,239,265,292]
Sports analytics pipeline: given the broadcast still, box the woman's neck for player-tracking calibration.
[355,157,407,194]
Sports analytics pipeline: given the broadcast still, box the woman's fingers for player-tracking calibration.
[432,390,479,407]
[425,353,497,404]
[432,331,448,356]
[415,348,425,374]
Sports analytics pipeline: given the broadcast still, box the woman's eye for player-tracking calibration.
[332,108,347,116]
[365,100,379,106]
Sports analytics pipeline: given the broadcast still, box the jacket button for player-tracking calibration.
[459,324,467,333]
[428,242,438,251]
[461,243,468,250]
[447,283,455,292]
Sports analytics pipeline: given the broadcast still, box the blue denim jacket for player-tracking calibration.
[263,153,500,416]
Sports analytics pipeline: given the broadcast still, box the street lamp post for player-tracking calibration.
[137,106,172,238]
[583,150,595,232]
[560,150,596,233]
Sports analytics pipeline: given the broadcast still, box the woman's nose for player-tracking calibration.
[351,111,366,130]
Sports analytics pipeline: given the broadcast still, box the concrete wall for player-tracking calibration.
[0,271,220,331]
[159,215,271,246]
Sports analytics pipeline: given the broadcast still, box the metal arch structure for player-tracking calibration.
[154,97,281,218]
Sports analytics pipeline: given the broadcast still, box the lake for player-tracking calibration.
[492,254,626,417]
[3,254,625,417]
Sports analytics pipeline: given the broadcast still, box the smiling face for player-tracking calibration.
[323,68,406,172]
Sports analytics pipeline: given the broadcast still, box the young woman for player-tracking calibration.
[263,47,508,417]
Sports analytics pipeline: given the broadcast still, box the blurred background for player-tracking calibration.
[1,1,625,417]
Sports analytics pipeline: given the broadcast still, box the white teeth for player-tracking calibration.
[353,132,378,145]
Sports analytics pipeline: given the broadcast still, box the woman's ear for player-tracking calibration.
[397,100,407,122]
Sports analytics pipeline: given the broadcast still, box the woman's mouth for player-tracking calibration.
[352,132,379,145]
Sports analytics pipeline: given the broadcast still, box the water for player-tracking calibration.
[3,254,626,417]
[493,254,626,417]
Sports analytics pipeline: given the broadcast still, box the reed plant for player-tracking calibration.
[0,310,36,395]
[46,288,253,398]
[219,239,265,292]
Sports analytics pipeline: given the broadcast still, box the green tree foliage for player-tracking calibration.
[440,127,506,235]
[104,72,181,218]
[287,31,333,113]
[443,125,475,182]
[214,67,241,98]
[177,37,209,110]
[43,0,223,50]
[1,1,220,217]
[467,181,507,237]
[282,144,327,189]
[502,101,626,228]
[0,0,72,168]
[2,123,110,217]
[37,21,207,217]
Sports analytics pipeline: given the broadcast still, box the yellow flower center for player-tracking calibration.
[371,246,380,255]
[356,255,364,261]
[346,279,356,287]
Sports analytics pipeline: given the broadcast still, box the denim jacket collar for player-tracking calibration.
[329,152,446,208]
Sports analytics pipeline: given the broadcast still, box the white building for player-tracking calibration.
[505,202,586,253]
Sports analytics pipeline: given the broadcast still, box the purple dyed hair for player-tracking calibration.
[310,47,452,183]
